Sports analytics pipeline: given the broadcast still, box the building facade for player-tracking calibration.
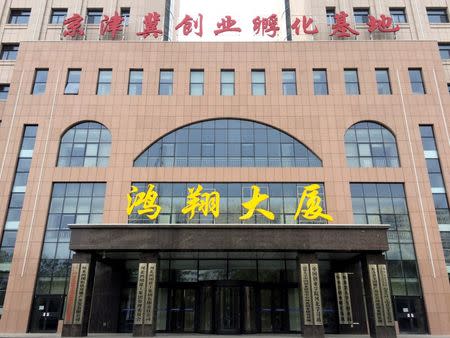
[0,0,449,337]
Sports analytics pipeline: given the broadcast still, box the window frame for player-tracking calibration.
[49,8,67,24]
[0,44,19,61]
[353,8,370,24]
[31,68,49,95]
[408,68,426,95]
[86,8,103,25]
[128,69,143,96]
[64,68,81,95]
[427,8,449,24]
[120,7,130,26]
[251,69,266,96]
[0,84,10,100]
[189,69,205,96]
[313,69,328,95]
[375,68,392,95]
[438,43,450,60]
[389,8,407,24]
[326,7,336,25]
[8,9,31,25]
[220,69,235,96]
[159,69,174,96]
[344,68,360,95]
[282,69,297,96]
[96,69,112,96]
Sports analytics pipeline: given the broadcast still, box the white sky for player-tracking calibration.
[176,0,287,41]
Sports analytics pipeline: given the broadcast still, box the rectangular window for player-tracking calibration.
[64,69,81,95]
[419,125,450,265]
[251,69,266,96]
[408,68,426,94]
[87,8,103,24]
[32,69,49,95]
[50,8,67,24]
[326,7,336,25]
[354,8,370,24]
[96,69,112,96]
[0,44,19,61]
[220,69,235,96]
[389,8,407,23]
[313,69,328,95]
[375,68,392,95]
[448,83,450,93]
[159,70,173,95]
[0,84,9,100]
[8,9,31,24]
[0,125,38,310]
[190,70,204,96]
[427,8,449,24]
[344,69,360,95]
[36,182,106,307]
[282,69,297,95]
[128,69,143,95]
[121,7,130,26]
[438,43,450,60]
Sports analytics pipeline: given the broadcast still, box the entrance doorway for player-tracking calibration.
[29,295,64,332]
[160,281,290,334]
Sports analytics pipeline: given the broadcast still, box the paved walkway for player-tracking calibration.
[0,334,448,338]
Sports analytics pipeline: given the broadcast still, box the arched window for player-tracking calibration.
[345,121,399,168]
[134,119,322,167]
[57,121,111,167]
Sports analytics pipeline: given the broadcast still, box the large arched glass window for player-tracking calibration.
[57,121,112,167]
[345,121,399,167]
[134,119,322,167]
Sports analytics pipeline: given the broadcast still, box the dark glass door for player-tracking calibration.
[118,285,136,333]
[215,285,241,334]
[395,297,427,333]
[168,287,196,332]
[29,295,63,332]
[260,287,289,333]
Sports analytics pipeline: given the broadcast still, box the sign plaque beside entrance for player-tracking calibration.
[300,263,313,325]
[368,264,384,326]
[310,264,323,325]
[64,263,80,324]
[144,263,157,325]
[73,263,89,325]
[335,272,353,325]
[378,264,395,326]
[134,263,148,325]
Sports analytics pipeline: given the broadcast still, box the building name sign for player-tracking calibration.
[127,183,333,222]
[63,11,400,40]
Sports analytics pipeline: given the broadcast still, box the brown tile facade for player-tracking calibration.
[0,40,449,334]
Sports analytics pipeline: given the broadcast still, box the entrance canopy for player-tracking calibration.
[69,223,389,252]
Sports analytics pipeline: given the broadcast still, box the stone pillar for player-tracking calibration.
[333,259,367,334]
[62,252,96,337]
[297,252,324,338]
[361,253,397,338]
[133,252,159,337]
[89,259,123,333]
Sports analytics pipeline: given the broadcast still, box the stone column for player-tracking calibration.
[297,252,324,338]
[133,252,159,337]
[361,253,397,338]
[62,252,96,337]
[89,259,123,333]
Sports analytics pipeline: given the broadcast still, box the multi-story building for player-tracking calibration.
[0,0,449,337]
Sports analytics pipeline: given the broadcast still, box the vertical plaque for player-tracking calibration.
[144,263,157,325]
[368,264,384,326]
[335,273,347,324]
[342,273,353,325]
[378,264,395,326]
[310,264,323,325]
[73,263,89,325]
[64,263,80,324]
[300,263,313,325]
[134,263,148,325]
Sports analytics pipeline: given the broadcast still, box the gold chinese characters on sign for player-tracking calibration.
[127,184,333,221]
[334,272,353,325]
